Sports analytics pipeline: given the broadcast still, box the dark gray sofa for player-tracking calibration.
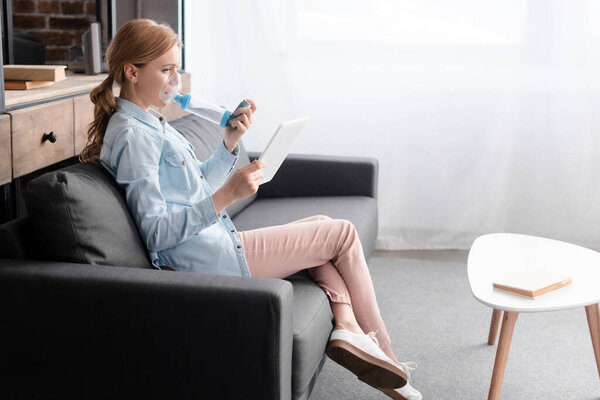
[0,113,379,400]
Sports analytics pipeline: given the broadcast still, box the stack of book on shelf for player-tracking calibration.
[492,270,572,299]
[3,65,67,90]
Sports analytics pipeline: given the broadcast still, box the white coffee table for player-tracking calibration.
[468,233,600,400]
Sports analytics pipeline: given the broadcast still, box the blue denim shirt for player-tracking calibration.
[99,97,251,277]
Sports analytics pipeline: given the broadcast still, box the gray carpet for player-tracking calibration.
[310,258,600,399]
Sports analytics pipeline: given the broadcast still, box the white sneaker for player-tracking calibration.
[378,382,423,400]
[377,361,423,400]
[326,329,408,389]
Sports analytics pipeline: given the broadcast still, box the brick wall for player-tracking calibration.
[12,0,97,64]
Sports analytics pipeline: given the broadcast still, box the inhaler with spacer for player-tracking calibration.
[159,72,250,127]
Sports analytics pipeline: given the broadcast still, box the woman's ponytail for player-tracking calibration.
[78,75,116,163]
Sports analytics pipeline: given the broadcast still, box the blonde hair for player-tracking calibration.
[79,19,183,163]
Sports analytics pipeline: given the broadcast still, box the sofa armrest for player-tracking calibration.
[247,151,378,199]
[0,259,293,400]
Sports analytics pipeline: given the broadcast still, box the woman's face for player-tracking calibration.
[132,44,181,109]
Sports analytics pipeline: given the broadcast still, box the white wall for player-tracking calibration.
[186,0,600,250]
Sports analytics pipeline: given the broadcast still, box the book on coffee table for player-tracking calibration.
[492,271,572,299]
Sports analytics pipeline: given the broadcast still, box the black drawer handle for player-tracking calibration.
[42,131,56,143]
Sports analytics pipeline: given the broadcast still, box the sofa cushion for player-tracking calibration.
[169,114,256,218]
[23,162,152,269]
[231,196,379,259]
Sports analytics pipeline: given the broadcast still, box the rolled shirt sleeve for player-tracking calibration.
[199,140,239,191]
[108,126,221,252]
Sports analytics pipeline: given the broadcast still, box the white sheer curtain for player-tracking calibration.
[185,0,600,250]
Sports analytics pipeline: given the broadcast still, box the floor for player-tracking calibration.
[311,254,600,400]
[372,249,469,263]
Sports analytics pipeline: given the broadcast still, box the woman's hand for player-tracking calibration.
[226,159,266,200]
[224,99,257,151]
[212,160,267,214]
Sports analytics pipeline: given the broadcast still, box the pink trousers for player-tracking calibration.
[238,215,392,351]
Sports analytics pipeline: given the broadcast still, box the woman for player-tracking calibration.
[79,19,421,400]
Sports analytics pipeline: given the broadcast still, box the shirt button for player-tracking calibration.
[237,245,241,249]
[231,229,235,232]
[159,117,164,121]
[200,175,204,179]
[181,160,186,165]
[223,215,227,219]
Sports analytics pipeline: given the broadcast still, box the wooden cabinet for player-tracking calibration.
[9,98,74,178]
[73,94,95,156]
[0,115,11,185]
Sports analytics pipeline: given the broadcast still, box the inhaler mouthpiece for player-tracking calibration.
[159,72,182,105]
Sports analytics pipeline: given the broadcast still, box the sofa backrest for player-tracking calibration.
[0,216,41,260]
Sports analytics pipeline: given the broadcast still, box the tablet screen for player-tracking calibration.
[258,116,310,185]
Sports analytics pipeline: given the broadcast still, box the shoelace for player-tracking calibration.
[395,361,417,381]
[366,330,380,346]
[366,330,418,381]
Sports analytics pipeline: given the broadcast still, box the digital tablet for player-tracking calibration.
[258,116,310,185]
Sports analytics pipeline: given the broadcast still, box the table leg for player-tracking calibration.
[585,303,600,379]
[488,309,503,345]
[488,311,518,400]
